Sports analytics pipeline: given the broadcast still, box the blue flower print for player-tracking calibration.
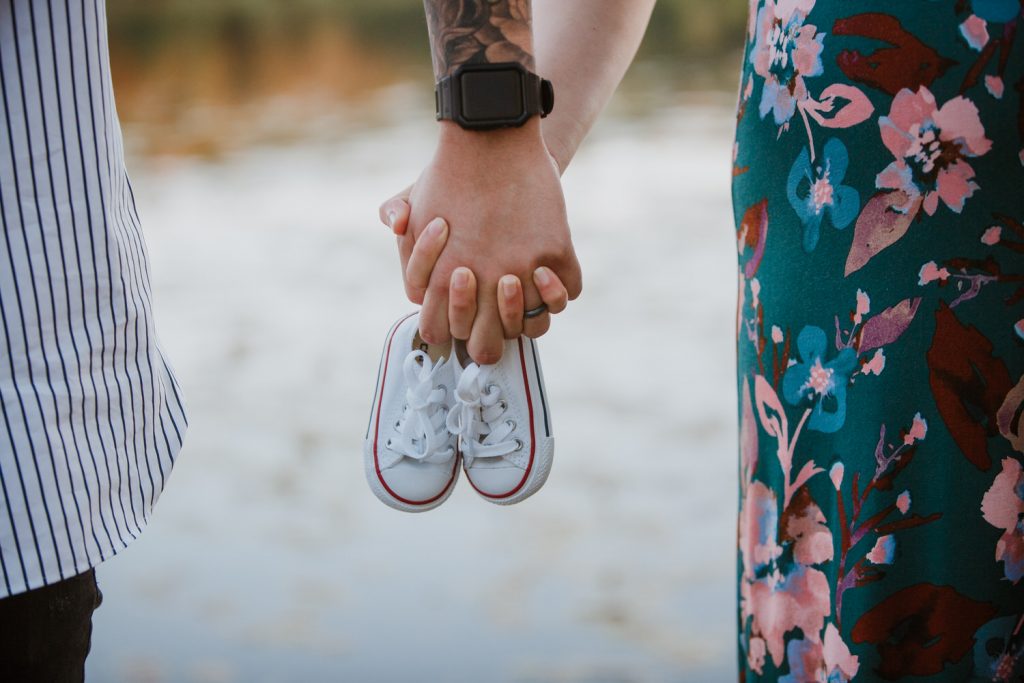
[786,138,861,252]
[782,326,858,433]
[973,0,1019,22]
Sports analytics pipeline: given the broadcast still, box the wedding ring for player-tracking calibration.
[524,304,548,319]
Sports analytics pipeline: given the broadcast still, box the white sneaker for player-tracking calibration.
[446,337,554,505]
[364,313,459,512]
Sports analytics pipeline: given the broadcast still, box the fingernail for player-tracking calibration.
[386,211,397,228]
[426,218,447,239]
[452,268,469,290]
[534,266,552,287]
[501,275,517,299]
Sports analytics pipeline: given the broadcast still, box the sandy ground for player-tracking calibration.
[85,93,740,683]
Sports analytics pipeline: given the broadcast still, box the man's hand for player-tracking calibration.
[378,198,572,352]
[383,120,581,364]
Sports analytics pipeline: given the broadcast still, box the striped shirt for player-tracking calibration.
[0,0,187,598]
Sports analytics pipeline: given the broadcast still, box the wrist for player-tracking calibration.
[436,117,545,152]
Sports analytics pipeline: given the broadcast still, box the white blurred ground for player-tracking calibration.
[86,94,739,683]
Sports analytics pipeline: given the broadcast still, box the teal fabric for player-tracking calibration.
[731,1,1024,680]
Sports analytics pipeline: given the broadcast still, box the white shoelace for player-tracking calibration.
[386,350,454,464]
[445,363,522,467]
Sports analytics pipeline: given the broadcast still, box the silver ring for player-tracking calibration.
[524,304,548,319]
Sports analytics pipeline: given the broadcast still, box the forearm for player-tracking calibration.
[423,0,535,78]
[534,0,656,173]
[420,0,655,171]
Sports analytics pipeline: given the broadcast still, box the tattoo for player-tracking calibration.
[423,0,534,78]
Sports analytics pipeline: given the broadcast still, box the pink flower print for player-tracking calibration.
[982,225,1002,245]
[904,412,928,445]
[740,481,784,577]
[748,636,768,674]
[861,349,886,376]
[897,490,911,514]
[919,261,951,285]
[787,498,835,566]
[985,75,1004,99]
[959,14,990,51]
[823,623,861,681]
[980,457,1024,583]
[779,624,860,683]
[867,535,897,564]
[854,289,870,324]
[739,484,834,670]
[772,325,785,344]
[877,87,992,215]
[751,0,824,125]
[830,462,845,490]
[744,565,832,667]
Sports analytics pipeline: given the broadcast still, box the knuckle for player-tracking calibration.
[405,285,426,305]
[420,327,448,345]
[523,317,550,339]
[450,297,473,313]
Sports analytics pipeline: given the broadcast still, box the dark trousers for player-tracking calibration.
[0,570,102,683]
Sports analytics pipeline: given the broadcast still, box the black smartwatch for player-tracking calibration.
[435,62,554,131]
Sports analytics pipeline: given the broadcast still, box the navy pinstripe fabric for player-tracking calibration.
[0,0,187,598]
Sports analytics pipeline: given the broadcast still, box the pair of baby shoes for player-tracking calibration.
[363,313,554,512]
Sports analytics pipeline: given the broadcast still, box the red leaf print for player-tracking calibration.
[926,302,1013,471]
[858,297,921,353]
[844,190,922,276]
[738,199,768,278]
[833,13,956,96]
[851,583,997,679]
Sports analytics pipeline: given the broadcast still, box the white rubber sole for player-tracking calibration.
[467,439,554,506]
[362,439,460,513]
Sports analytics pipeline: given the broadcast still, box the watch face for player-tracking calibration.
[459,69,525,124]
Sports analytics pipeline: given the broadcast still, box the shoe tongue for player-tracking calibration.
[411,331,451,365]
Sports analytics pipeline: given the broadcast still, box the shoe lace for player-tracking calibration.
[445,363,521,467]
[386,350,454,464]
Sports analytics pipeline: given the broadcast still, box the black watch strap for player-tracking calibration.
[435,62,554,131]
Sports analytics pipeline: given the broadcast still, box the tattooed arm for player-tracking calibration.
[386,0,578,364]
[382,1,653,363]
[425,0,535,77]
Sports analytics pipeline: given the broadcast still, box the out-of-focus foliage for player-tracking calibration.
[107,0,747,66]
[105,0,746,154]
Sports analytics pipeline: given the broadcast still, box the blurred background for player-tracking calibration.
[89,1,744,681]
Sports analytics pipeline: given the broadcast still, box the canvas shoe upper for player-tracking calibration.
[364,313,459,512]
[446,337,553,505]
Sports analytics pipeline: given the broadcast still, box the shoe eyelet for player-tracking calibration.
[394,419,402,430]
[385,438,393,449]
[498,399,508,411]
[506,419,516,430]
[514,438,524,451]
[486,383,498,394]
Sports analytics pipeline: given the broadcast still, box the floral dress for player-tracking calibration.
[731,0,1024,679]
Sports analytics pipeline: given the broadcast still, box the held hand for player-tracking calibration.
[379,121,581,364]
[381,198,573,346]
